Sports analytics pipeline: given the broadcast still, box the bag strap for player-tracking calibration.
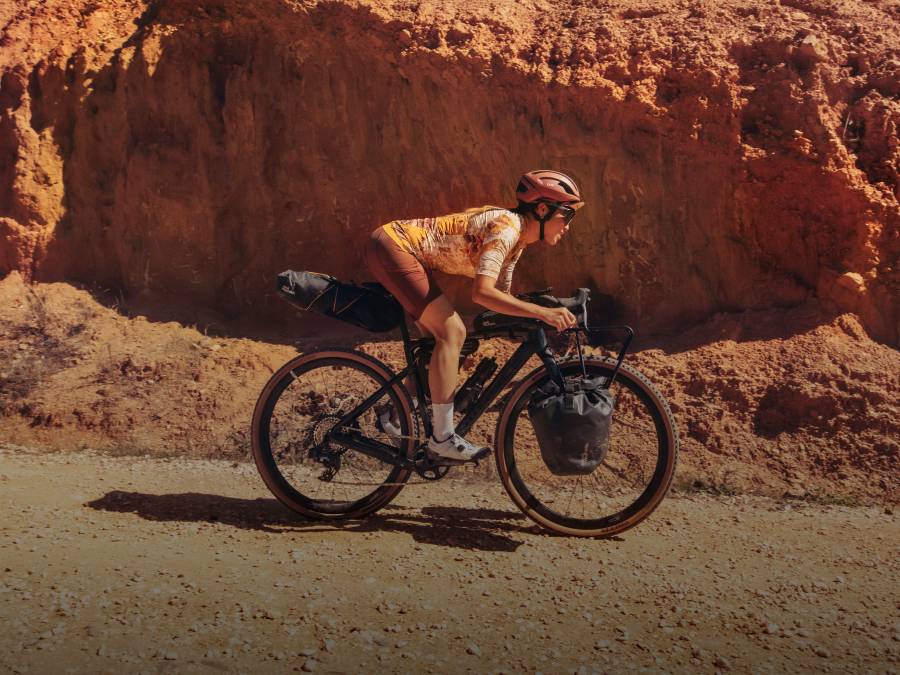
[563,380,578,410]
[331,286,363,315]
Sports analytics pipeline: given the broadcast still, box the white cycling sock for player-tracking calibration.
[432,402,454,442]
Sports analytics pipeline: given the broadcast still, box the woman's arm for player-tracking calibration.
[472,275,576,331]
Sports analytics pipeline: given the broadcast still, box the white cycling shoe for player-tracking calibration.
[376,410,403,438]
[427,433,491,462]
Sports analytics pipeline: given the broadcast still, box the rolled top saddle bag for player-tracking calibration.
[277,270,404,333]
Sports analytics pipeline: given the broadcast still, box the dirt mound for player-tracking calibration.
[2,0,898,343]
[0,272,294,459]
[633,306,899,501]
[1,273,896,504]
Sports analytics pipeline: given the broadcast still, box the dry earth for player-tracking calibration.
[1,273,897,505]
[2,2,899,670]
[1,445,898,674]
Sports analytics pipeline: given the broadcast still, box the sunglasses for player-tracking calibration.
[551,204,577,225]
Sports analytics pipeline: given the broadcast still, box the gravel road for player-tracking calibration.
[1,446,896,674]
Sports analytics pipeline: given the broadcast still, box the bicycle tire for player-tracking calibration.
[495,357,678,537]
[251,349,416,520]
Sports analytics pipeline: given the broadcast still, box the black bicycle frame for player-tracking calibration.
[325,318,634,468]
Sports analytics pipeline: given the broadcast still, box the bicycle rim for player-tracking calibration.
[496,358,678,537]
[251,350,415,519]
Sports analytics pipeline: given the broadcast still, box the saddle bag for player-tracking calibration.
[277,270,404,333]
[527,376,615,476]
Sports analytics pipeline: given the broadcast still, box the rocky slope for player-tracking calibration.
[2,0,898,343]
[1,273,897,504]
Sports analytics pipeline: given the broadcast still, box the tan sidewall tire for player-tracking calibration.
[250,350,415,520]
[495,358,678,537]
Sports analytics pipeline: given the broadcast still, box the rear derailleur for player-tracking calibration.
[305,411,353,482]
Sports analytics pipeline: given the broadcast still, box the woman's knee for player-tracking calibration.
[434,314,466,349]
[419,297,465,348]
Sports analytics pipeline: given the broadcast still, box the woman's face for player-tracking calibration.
[544,212,571,246]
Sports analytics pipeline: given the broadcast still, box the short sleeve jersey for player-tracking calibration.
[381,206,525,292]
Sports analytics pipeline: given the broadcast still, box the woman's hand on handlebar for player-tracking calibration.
[536,306,577,331]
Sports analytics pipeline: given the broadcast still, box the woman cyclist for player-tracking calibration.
[363,170,583,461]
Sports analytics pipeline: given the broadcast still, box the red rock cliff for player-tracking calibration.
[1,0,898,342]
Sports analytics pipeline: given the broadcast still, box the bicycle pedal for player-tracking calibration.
[424,450,480,467]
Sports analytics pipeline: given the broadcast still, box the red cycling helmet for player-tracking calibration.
[515,170,584,240]
[516,170,583,206]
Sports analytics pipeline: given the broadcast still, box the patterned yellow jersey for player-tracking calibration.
[381,205,525,292]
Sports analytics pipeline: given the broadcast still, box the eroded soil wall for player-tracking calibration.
[2,0,898,341]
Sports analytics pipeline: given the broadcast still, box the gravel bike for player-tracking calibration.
[251,287,678,537]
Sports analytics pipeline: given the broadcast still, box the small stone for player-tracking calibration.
[301,659,317,672]
[466,644,480,656]
[714,656,731,670]
[796,34,828,63]
[813,646,830,658]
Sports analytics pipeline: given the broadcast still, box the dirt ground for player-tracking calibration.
[0,444,897,674]
[3,0,899,670]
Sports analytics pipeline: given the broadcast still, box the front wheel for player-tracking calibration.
[251,349,417,520]
[495,358,678,537]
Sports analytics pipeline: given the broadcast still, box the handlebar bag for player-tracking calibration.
[527,376,615,476]
[277,270,404,333]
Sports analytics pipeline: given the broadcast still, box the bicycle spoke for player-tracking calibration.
[255,354,413,515]
[599,459,631,484]
[499,358,675,535]
[562,479,578,517]
[579,476,586,520]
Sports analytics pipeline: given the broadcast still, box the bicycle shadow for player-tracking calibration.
[86,490,533,552]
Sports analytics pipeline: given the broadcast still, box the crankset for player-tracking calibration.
[413,448,481,481]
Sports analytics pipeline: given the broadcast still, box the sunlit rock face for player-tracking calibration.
[2,0,897,343]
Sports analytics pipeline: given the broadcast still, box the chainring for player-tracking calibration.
[412,448,451,480]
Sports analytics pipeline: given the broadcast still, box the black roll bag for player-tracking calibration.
[527,376,615,476]
[277,270,404,333]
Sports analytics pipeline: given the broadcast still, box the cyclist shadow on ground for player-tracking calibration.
[87,491,532,552]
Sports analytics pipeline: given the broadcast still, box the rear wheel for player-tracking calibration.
[495,358,678,537]
[251,350,416,519]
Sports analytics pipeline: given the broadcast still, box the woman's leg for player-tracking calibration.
[364,229,486,458]
[416,295,466,405]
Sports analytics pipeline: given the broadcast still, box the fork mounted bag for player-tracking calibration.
[527,376,615,476]
[277,270,404,333]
